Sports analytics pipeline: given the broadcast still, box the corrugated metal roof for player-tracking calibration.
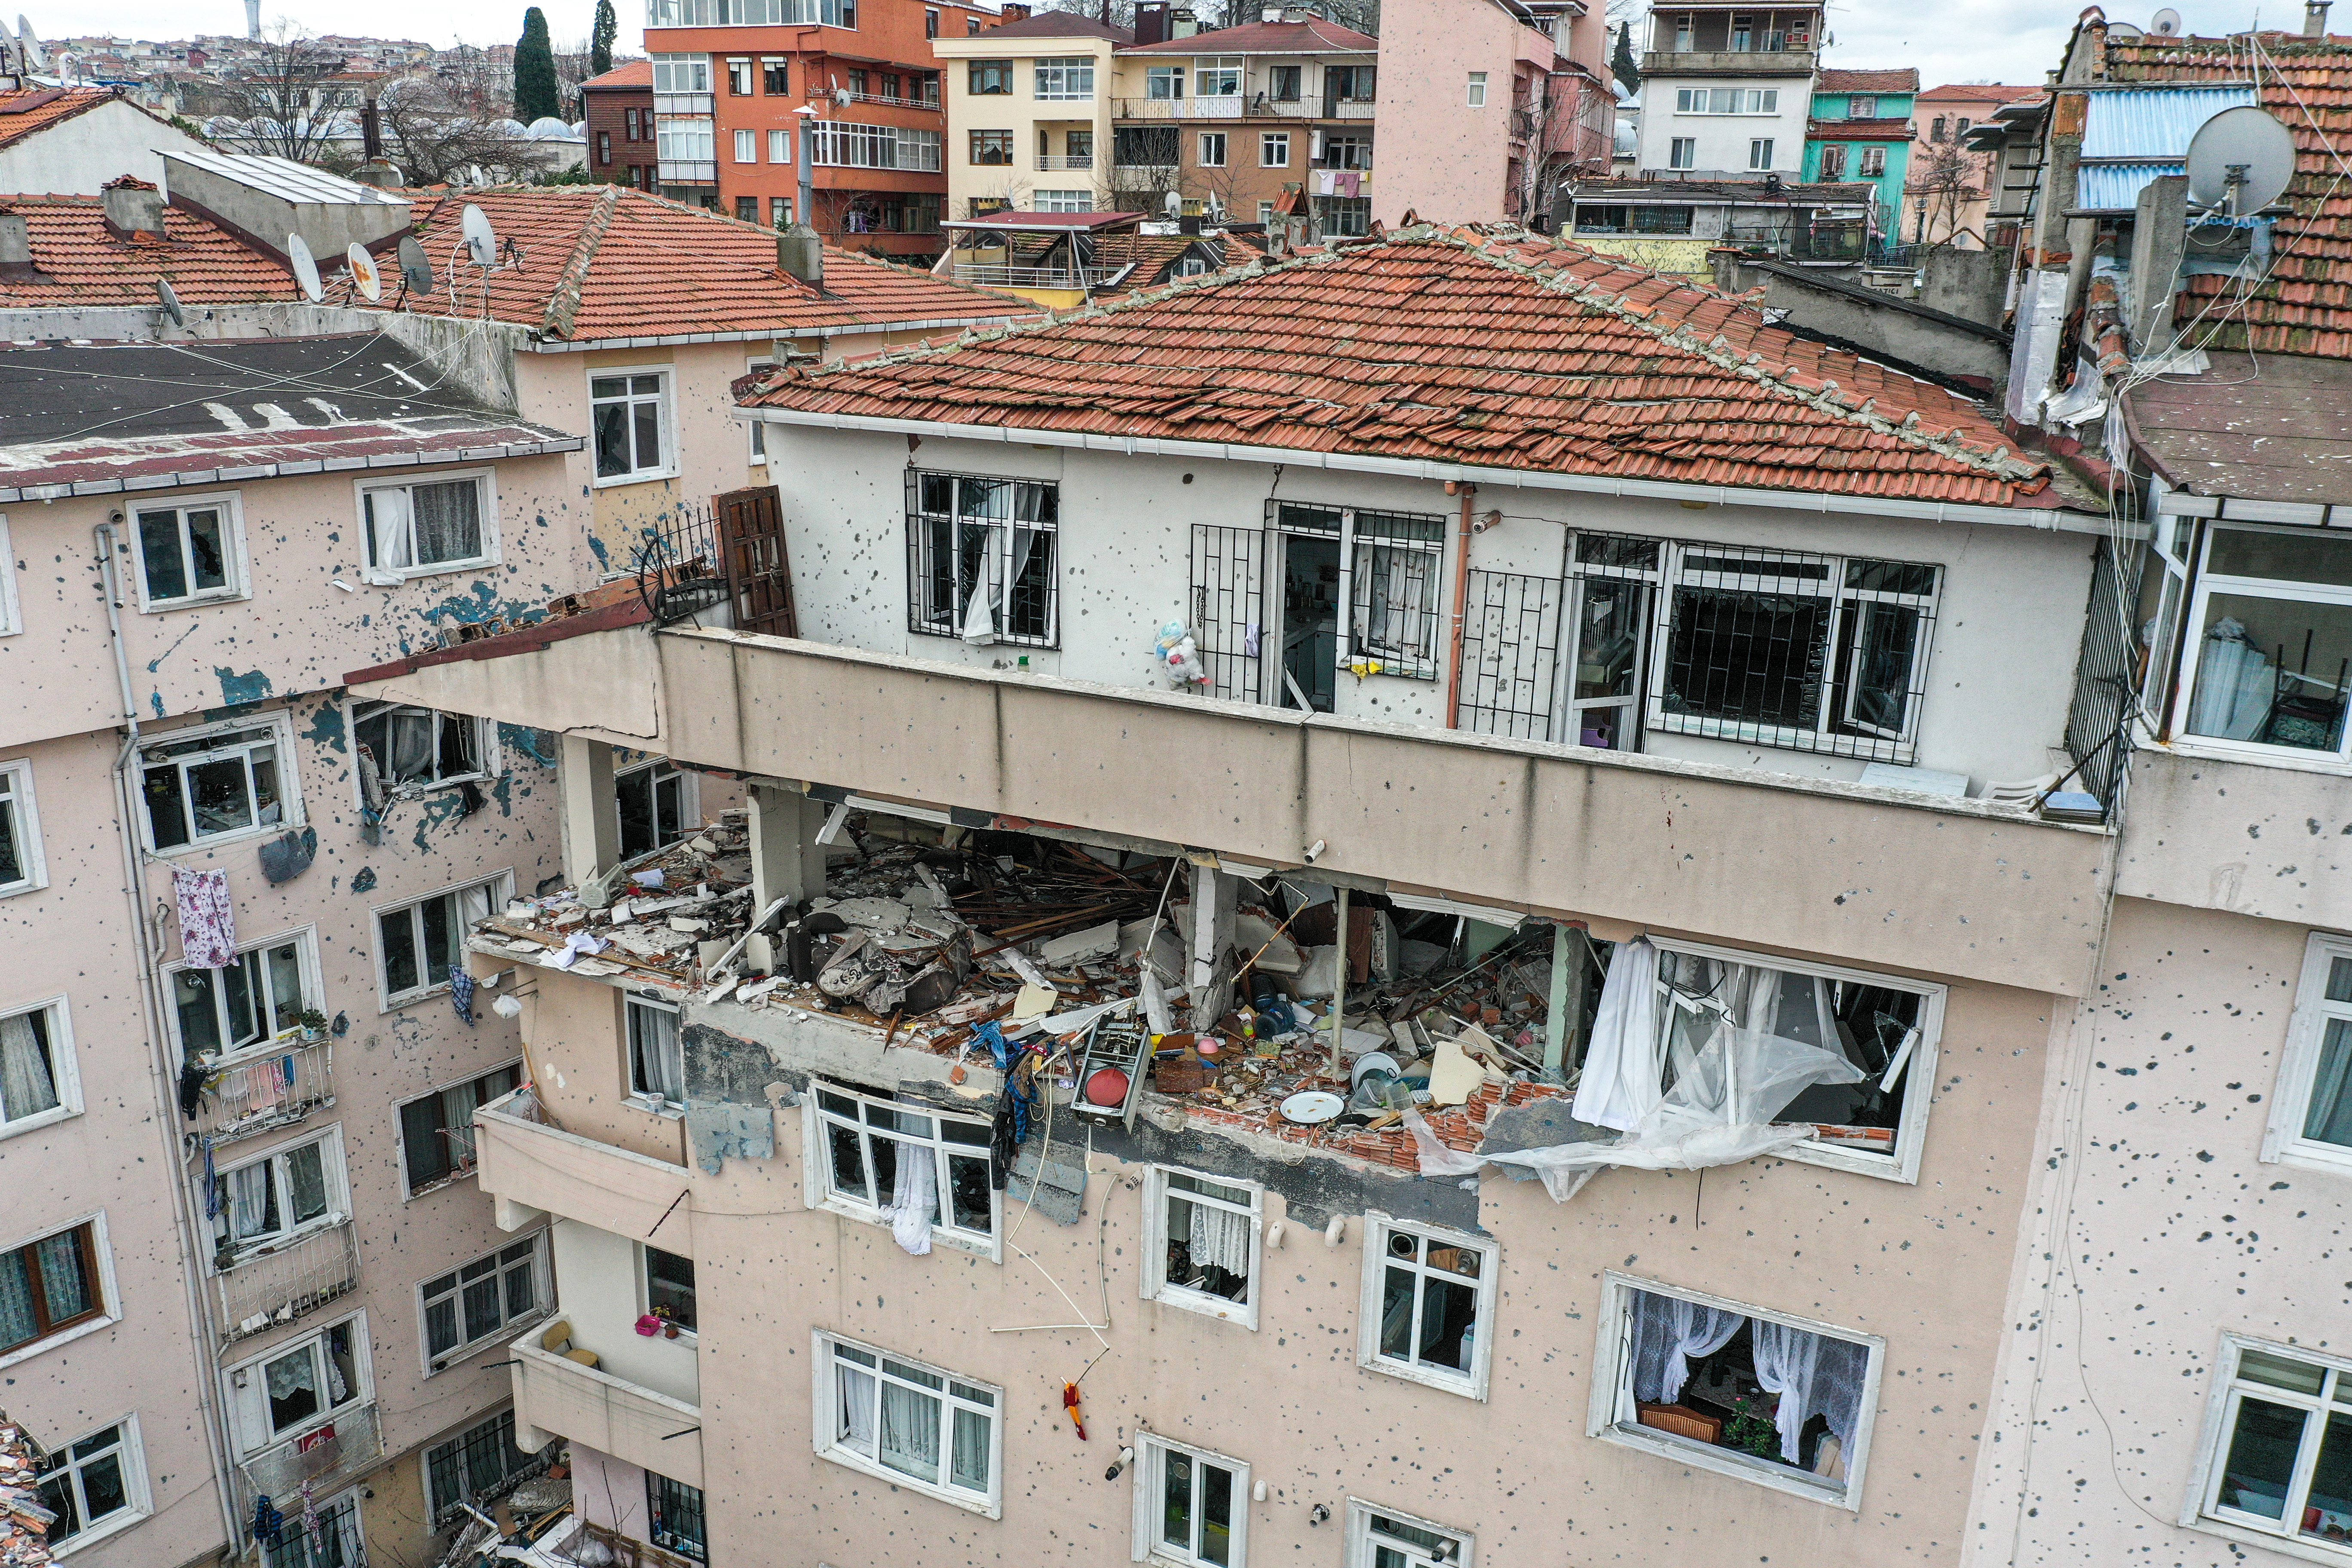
[2078,161,2186,212]
[2080,85,2254,159]
[161,148,410,206]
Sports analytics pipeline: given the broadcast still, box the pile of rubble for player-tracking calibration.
[0,1415,55,1568]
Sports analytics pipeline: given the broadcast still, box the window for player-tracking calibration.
[0,1220,102,1356]
[655,116,714,162]
[1194,55,1240,97]
[1197,132,1226,167]
[648,1473,707,1562]
[354,701,490,795]
[1066,127,1094,164]
[1257,199,1275,224]
[35,1418,146,1550]
[376,874,507,1008]
[1669,137,1696,170]
[1592,1275,1880,1507]
[1357,1215,1495,1399]
[1034,188,1094,212]
[426,1409,542,1523]
[0,998,74,1134]
[1859,144,1885,176]
[1259,131,1289,167]
[808,1081,998,1253]
[726,56,753,94]
[1035,55,1093,99]
[1326,64,1372,101]
[906,472,1059,647]
[1818,143,1847,179]
[628,996,684,1108]
[132,496,241,609]
[420,1234,544,1370]
[206,1132,343,1262]
[1957,115,1971,134]
[2268,937,2352,1173]
[262,1488,361,1568]
[921,70,942,104]
[968,60,1012,95]
[625,107,640,140]
[1676,86,1779,113]
[771,196,792,227]
[2174,526,2352,760]
[1573,203,1694,236]
[1314,196,1372,238]
[925,6,937,36]
[170,932,313,1064]
[140,721,289,851]
[967,14,980,31]
[808,120,940,170]
[398,1063,521,1194]
[1749,138,1774,169]
[735,195,758,223]
[814,1332,1001,1515]
[1343,1502,1472,1568]
[1134,1433,1246,1567]
[1929,114,1947,141]
[763,55,788,93]
[1271,503,1441,677]
[224,1318,364,1455]
[650,54,710,93]
[1142,1167,1260,1328]
[2191,1338,2352,1556]
[733,128,756,162]
[597,129,611,164]
[591,371,671,484]
[1320,133,1371,170]
[1848,94,1878,119]
[616,757,691,857]
[645,1246,695,1331]
[1117,125,1179,168]
[362,473,491,578]
[847,67,868,97]
[768,127,788,162]
[1146,64,1185,100]
[0,758,44,896]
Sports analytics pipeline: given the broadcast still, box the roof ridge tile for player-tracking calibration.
[539,184,621,342]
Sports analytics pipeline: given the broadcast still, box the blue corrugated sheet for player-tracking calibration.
[2078,161,2187,212]
[2080,86,2256,159]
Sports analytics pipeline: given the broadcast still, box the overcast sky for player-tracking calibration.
[70,0,2269,86]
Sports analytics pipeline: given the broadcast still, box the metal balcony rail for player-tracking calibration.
[951,263,1119,288]
[236,1403,383,1508]
[1035,153,1094,170]
[188,1040,334,1146]
[217,1220,361,1344]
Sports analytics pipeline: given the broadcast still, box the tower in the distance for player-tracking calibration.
[244,0,260,37]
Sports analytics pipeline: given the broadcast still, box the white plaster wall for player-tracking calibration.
[571,1442,658,1541]
[1635,77,1812,175]
[0,98,214,194]
[549,1219,701,1406]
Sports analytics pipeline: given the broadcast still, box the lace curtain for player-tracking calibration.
[1185,1200,1253,1278]
[1628,1289,1746,1406]
[0,1009,58,1123]
[888,1143,937,1256]
[410,481,481,566]
[1752,1320,1871,1464]
[0,1248,34,1348]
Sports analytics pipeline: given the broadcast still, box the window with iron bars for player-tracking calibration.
[1268,502,1446,680]
[425,1408,548,1525]
[906,472,1059,647]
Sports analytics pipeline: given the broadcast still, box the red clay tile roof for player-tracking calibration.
[324,184,1036,342]
[0,86,113,150]
[976,10,1130,40]
[581,60,652,89]
[0,194,298,305]
[1916,83,2044,104]
[744,225,2058,507]
[2107,34,2352,358]
[1817,68,1921,93]
[1121,18,1376,53]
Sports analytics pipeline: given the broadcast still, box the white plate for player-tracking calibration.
[1280,1091,1346,1125]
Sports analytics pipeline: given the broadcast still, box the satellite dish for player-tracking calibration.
[287,232,322,301]
[833,86,851,105]
[460,202,496,266]
[2150,7,2182,33]
[346,241,382,301]
[397,233,433,293]
[15,15,39,66]
[2186,104,2297,215]
[466,163,486,186]
[2107,21,2144,39]
[1164,190,1181,215]
[156,277,184,327]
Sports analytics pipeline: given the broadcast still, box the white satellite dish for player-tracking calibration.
[466,163,486,186]
[2150,7,2182,34]
[1164,190,1181,215]
[287,232,322,301]
[15,15,39,66]
[2186,104,2297,215]
[397,233,434,293]
[156,276,184,327]
[460,202,496,266]
[346,241,382,301]
[2107,21,2144,39]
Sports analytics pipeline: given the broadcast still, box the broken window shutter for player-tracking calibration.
[714,484,799,637]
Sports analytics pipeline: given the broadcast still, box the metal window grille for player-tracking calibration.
[648,1473,708,1563]
[2060,533,2142,815]
[1458,569,1567,738]
[426,1408,551,1526]
[1348,511,1445,680]
[1189,523,1265,702]
[262,1491,366,1568]
[627,504,728,626]
[905,472,1060,649]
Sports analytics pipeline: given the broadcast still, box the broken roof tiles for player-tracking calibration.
[0,194,298,306]
[744,224,2058,508]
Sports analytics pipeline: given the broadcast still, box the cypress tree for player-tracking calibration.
[591,0,616,76]
[514,7,560,122]
[1611,23,1641,94]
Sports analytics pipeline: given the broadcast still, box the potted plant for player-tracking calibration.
[297,1009,329,1044]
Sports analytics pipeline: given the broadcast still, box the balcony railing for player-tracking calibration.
[1640,47,1816,74]
[217,1220,361,1344]
[1115,96,1374,121]
[657,159,717,184]
[652,91,712,114]
[510,1324,704,1488]
[1035,153,1094,171]
[188,1040,334,1146]
[951,263,1120,288]
[236,1403,383,1511]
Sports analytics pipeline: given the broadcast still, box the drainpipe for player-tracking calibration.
[94,520,245,1554]
[1442,480,1476,729]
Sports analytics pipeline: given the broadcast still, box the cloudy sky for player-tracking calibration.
[72,0,2269,86]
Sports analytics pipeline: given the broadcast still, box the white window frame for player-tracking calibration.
[1356,1212,1497,1400]
[349,698,498,801]
[810,1329,1003,1517]
[1749,137,1774,168]
[747,356,775,461]
[650,53,710,93]
[162,924,321,1067]
[0,1210,115,1372]
[1139,1165,1262,1329]
[0,756,47,897]
[626,995,686,1112]
[34,1413,150,1556]
[616,755,696,859]
[1033,55,1094,100]
[768,128,789,162]
[2168,523,2352,770]
[1669,136,1696,169]
[222,1311,372,1458]
[128,491,247,611]
[0,514,20,635]
[2265,931,2352,1175]
[589,366,678,488]
[1342,1500,1472,1568]
[1676,86,1781,114]
[1194,55,1241,98]
[1466,71,1487,107]
[1586,1270,1883,1511]
[355,468,499,583]
[641,1242,699,1339]
[417,1230,548,1375]
[1197,131,1226,168]
[908,471,1061,648]
[0,993,81,1140]
[1146,64,1185,100]
[136,712,303,855]
[733,127,757,162]
[371,870,513,1011]
[2182,1333,2352,1562]
[1859,144,1885,176]
[204,1126,349,1269]
[803,1081,1002,1258]
[1034,188,1094,213]
[396,1060,522,1197]
[1259,131,1289,167]
[1131,1431,1250,1568]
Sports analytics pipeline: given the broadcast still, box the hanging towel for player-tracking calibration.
[175,869,237,969]
[450,965,478,1026]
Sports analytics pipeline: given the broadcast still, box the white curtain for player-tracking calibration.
[2187,621,2272,740]
[0,1249,34,1348]
[1572,938,1662,1132]
[1628,1289,1746,1407]
[266,1348,318,1404]
[837,1363,877,1452]
[0,1010,58,1123]
[959,522,999,646]
[227,1162,273,1239]
[1186,1200,1253,1278]
[287,1144,328,1223]
[385,710,435,784]
[878,1382,939,1480]
[633,1008,683,1104]
[1752,1320,1870,1464]
[411,481,481,566]
[1357,545,1432,657]
[368,489,413,571]
[888,1142,937,1256]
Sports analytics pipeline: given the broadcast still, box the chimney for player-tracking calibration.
[1136,2,1169,45]
[777,224,824,288]
[0,206,31,273]
[360,82,383,160]
[998,2,1030,15]
[102,174,166,239]
[2307,0,2331,36]
[1171,7,1199,37]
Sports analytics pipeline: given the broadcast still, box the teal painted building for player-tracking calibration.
[1801,67,1919,248]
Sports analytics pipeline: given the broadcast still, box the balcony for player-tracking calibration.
[1115,96,1375,121]
[508,1324,704,1489]
[187,1039,334,1146]
[216,1220,361,1344]
[657,159,717,184]
[652,91,712,115]
[1035,153,1094,171]
[2114,745,2352,931]
[951,263,1119,288]
[1642,48,1816,76]
[234,1403,383,1508]
[474,1090,697,1249]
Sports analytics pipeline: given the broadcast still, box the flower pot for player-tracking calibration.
[663,1323,680,1339]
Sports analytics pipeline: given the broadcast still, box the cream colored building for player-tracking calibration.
[933,9,1128,221]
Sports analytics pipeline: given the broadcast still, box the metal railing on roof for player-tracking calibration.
[951,263,1119,288]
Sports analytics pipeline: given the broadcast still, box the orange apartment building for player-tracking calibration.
[643,0,1023,259]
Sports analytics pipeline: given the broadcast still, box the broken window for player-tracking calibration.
[420,1233,544,1370]
[171,934,311,1062]
[644,1244,697,1331]
[362,475,490,576]
[1597,1274,1879,1506]
[616,758,692,858]
[2196,1340,2352,1552]
[906,472,1059,647]
[376,874,506,1007]
[1357,1215,1495,1399]
[0,1220,101,1354]
[2175,526,2352,759]
[223,1316,364,1455]
[1143,1167,1261,1328]
[33,1418,144,1550]
[817,1333,1001,1513]
[1349,511,1444,677]
[426,1408,542,1524]
[353,701,487,795]
[399,1063,521,1193]
[591,373,671,484]
[141,722,287,850]
[1344,1503,1472,1568]
[808,1082,998,1254]
[206,1130,341,1261]
[133,496,239,608]
[2265,936,2352,1175]
[1137,1433,1247,1567]
[0,760,38,894]
[628,996,685,1108]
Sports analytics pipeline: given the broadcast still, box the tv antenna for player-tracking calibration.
[287,231,323,301]
[346,241,382,301]
[2185,104,2296,217]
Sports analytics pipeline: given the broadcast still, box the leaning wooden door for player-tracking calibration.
[714,484,799,637]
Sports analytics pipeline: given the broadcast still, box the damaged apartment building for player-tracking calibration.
[340,223,2148,1568]
[0,147,1025,1568]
